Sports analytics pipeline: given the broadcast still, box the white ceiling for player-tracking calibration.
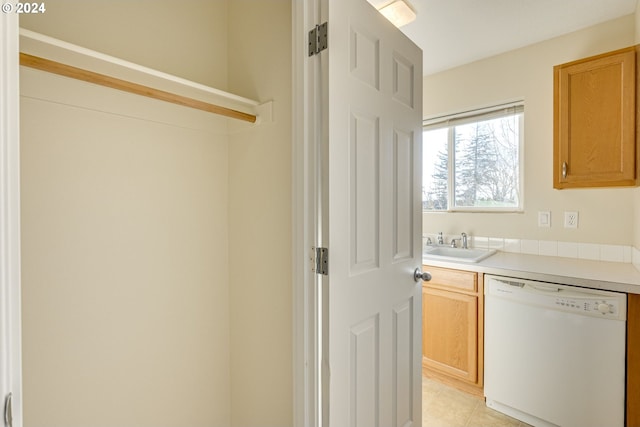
[368,0,638,76]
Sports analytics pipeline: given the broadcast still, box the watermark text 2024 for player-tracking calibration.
[2,3,46,13]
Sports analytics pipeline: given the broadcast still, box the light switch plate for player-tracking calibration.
[538,211,551,227]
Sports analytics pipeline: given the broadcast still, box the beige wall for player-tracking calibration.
[20,0,229,89]
[20,79,231,425]
[636,0,640,42]
[227,1,292,426]
[423,15,637,245]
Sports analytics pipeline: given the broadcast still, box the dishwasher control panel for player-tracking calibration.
[486,275,627,321]
[554,296,621,318]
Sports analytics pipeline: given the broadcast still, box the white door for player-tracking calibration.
[320,0,423,425]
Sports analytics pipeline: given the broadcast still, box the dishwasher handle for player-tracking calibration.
[527,284,561,293]
[494,278,561,293]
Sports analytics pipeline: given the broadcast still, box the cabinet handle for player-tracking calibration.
[562,162,567,179]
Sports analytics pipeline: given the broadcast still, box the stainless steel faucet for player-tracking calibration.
[451,232,468,249]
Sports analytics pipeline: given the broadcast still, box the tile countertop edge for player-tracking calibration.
[423,251,640,295]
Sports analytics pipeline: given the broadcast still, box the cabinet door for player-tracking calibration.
[422,286,478,383]
[553,46,636,188]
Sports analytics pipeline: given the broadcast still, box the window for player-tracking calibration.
[423,103,524,212]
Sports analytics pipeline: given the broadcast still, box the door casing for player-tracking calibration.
[0,11,24,427]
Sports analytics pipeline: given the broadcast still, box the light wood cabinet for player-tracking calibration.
[422,265,483,396]
[553,46,637,189]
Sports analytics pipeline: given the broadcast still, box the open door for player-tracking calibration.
[317,0,423,425]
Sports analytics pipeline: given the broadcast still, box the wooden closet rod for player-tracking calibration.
[20,53,257,123]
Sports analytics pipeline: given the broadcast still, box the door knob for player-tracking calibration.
[414,268,432,282]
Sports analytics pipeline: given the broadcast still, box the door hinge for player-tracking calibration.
[311,247,328,275]
[308,22,328,56]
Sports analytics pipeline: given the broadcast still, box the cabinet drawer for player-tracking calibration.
[422,265,477,292]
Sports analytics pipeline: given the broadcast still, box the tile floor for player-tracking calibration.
[422,376,531,427]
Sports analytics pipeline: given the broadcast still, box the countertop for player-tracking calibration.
[423,251,640,294]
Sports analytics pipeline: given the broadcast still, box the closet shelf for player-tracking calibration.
[19,28,261,123]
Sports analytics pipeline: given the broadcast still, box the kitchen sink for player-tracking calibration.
[423,246,496,263]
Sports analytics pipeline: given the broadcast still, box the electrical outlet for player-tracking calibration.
[564,211,578,228]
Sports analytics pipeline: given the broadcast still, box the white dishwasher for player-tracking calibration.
[484,274,627,427]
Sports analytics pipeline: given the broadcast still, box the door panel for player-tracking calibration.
[350,315,380,427]
[392,53,415,108]
[393,127,414,261]
[350,112,380,273]
[393,298,414,427]
[350,28,380,89]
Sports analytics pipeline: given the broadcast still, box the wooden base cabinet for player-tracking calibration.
[422,266,483,396]
[627,293,640,427]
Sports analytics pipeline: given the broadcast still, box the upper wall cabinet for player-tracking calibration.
[553,46,637,189]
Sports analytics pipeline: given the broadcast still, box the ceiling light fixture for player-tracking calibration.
[378,0,417,28]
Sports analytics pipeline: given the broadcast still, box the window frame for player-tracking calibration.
[423,101,525,213]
